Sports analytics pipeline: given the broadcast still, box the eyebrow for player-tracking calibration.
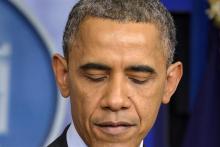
[79,63,157,74]
[79,63,111,71]
[125,65,156,74]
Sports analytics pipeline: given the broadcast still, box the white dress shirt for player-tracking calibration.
[67,122,144,147]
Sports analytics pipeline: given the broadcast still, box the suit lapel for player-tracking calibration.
[47,124,70,147]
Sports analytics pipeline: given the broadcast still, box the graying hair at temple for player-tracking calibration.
[63,0,176,65]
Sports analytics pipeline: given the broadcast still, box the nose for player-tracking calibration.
[100,74,131,111]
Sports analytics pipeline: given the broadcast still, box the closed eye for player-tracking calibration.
[126,65,157,84]
[84,73,107,82]
[129,77,149,84]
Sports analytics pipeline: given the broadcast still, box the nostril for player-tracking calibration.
[102,106,111,111]
[101,105,129,112]
[122,106,128,110]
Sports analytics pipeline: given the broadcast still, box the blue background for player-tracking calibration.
[0,1,57,146]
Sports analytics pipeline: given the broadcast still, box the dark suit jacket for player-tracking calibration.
[47,125,70,147]
[48,124,145,147]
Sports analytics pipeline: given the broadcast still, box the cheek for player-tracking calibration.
[69,76,104,125]
[129,79,166,132]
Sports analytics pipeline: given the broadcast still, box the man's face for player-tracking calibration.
[53,17,182,147]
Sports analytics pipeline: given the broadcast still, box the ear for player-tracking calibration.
[52,54,70,98]
[162,61,183,104]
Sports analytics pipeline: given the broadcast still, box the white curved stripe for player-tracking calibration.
[0,43,11,134]
[7,0,67,146]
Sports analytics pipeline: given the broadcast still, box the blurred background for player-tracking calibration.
[0,0,219,147]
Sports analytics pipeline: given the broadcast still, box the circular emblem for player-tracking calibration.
[0,1,66,146]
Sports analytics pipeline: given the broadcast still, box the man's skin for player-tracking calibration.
[52,17,183,147]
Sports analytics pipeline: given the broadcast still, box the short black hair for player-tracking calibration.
[63,0,176,64]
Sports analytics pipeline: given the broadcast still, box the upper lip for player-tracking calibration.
[95,121,136,127]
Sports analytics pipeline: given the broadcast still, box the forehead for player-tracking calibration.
[70,17,166,67]
[77,17,161,47]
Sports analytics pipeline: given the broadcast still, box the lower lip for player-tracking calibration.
[95,125,134,136]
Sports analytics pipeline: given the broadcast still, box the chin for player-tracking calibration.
[91,125,141,144]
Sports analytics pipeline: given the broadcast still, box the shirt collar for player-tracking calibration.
[67,122,144,147]
[67,122,87,147]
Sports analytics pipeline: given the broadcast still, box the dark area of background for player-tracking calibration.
[170,13,190,147]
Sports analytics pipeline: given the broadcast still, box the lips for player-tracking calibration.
[94,121,136,135]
